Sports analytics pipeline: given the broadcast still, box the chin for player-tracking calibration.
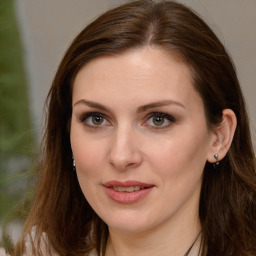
[100,210,157,234]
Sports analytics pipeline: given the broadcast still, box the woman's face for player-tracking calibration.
[70,47,215,233]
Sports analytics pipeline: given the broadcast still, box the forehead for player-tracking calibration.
[72,46,200,110]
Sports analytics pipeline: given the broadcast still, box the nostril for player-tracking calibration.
[108,150,143,170]
[108,131,143,170]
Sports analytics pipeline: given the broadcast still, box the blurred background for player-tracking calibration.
[0,0,255,252]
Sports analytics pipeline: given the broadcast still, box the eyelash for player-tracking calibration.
[78,111,176,129]
[79,112,109,128]
[144,112,176,128]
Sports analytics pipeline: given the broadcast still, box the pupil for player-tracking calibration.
[92,116,103,125]
[153,116,164,125]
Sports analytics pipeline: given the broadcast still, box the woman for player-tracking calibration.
[15,0,256,256]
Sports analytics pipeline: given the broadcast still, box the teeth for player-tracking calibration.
[113,186,144,192]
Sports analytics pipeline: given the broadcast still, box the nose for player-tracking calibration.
[108,126,143,171]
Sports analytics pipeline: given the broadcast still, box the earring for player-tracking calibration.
[213,154,220,168]
[72,157,76,171]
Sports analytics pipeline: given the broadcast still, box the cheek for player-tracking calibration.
[70,122,107,181]
[73,139,106,179]
[71,134,107,205]
[145,128,209,180]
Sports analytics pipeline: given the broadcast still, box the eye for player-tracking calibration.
[91,115,104,125]
[144,112,175,128]
[79,112,111,128]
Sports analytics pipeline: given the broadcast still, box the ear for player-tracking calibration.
[207,109,237,163]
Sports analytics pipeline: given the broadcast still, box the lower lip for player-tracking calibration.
[105,187,153,204]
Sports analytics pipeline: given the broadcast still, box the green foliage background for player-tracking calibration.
[0,0,35,250]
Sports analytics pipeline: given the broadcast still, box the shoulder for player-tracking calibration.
[87,249,97,256]
[22,227,59,256]
[0,248,10,256]
[23,227,97,256]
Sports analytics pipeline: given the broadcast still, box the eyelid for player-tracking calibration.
[76,111,176,129]
[143,112,176,128]
[146,112,176,121]
[78,112,111,128]
[78,112,104,121]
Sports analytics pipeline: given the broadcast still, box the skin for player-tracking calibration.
[70,46,236,256]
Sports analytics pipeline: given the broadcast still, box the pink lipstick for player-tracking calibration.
[103,180,154,204]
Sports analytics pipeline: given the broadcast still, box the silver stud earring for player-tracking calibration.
[72,157,76,171]
[213,154,220,168]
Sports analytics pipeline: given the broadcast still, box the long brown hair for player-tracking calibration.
[15,1,256,255]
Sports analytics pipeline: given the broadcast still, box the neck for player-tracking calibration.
[105,209,201,256]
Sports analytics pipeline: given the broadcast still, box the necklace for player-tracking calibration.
[183,232,201,256]
[102,232,201,256]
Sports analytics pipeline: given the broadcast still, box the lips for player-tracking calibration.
[103,180,154,204]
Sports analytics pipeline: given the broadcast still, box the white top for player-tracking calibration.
[0,248,10,256]
[188,233,202,256]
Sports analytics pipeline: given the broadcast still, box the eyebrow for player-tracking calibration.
[73,99,111,112]
[137,100,185,113]
[73,99,185,112]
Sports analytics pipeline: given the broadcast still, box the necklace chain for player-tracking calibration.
[183,232,201,256]
[183,242,194,256]
[102,232,201,256]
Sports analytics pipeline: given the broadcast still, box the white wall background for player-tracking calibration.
[15,0,256,148]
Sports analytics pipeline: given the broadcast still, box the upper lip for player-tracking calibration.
[103,180,154,188]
